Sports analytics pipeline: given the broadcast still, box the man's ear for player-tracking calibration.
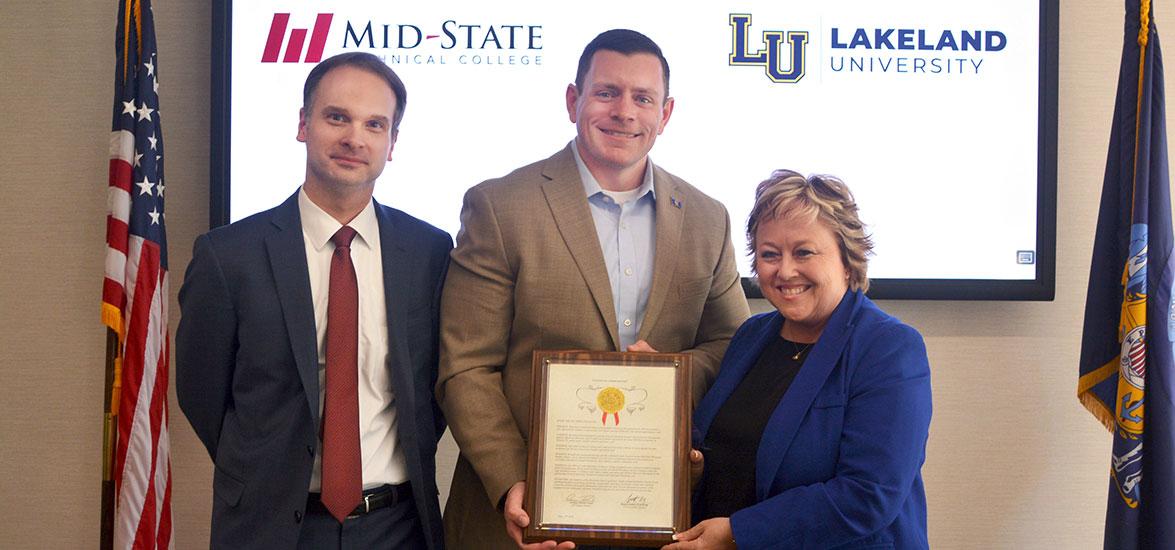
[296,107,308,142]
[656,97,675,135]
[565,83,580,124]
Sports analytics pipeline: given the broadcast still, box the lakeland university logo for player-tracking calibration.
[728,14,808,83]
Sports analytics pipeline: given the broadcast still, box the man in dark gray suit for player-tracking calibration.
[177,52,449,549]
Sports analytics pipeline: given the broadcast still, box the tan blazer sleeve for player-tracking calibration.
[436,184,528,507]
[682,207,750,400]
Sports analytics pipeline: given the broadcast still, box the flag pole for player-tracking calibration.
[101,327,119,550]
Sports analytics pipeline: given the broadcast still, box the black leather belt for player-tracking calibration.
[306,483,413,519]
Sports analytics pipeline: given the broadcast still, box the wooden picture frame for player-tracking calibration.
[523,350,691,547]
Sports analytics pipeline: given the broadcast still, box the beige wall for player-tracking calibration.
[0,0,1149,547]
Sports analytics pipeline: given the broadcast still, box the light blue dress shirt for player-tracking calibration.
[571,141,657,350]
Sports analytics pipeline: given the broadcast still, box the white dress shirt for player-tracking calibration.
[298,188,407,491]
[572,142,657,350]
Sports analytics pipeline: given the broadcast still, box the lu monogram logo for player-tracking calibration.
[729,14,808,83]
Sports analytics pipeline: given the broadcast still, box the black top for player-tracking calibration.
[696,335,809,519]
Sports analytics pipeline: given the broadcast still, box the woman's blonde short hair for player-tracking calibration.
[746,169,874,292]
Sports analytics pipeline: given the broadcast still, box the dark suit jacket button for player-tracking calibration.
[294,510,303,523]
[306,445,314,457]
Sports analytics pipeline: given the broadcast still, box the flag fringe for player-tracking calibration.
[102,302,124,341]
[1080,390,1118,433]
[1078,358,1118,432]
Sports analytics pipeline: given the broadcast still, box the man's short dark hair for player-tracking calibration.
[302,52,407,131]
[575,29,670,101]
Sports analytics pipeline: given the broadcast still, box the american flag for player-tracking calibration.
[102,0,172,547]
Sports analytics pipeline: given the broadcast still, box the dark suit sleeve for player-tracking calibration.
[429,233,452,443]
[175,233,237,458]
[729,323,932,547]
[683,208,750,400]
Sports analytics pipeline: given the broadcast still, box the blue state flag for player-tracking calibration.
[1079,1,1175,548]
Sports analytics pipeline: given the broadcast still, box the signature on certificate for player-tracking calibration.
[565,493,596,506]
[620,494,649,509]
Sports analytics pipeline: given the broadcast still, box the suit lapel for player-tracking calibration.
[264,193,322,427]
[754,290,863,499]
[540,146,620,349]
[376,204,419,451]
[638,167,684,342]
[692,314,783,444]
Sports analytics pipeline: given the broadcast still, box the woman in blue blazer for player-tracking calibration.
[666,171,932,549]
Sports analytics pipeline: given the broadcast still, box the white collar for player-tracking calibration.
[297,187,379,251]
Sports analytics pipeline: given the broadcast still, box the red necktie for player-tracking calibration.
[322,226,361,522]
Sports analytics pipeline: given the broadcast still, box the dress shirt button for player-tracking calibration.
[623,318,632,327]
[294,510,303,523]
[621,223,629,230]
[624,267,633,276]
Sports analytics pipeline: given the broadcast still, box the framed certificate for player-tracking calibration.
[523,350,691,547]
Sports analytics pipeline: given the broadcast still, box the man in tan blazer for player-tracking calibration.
[437,29,750,549]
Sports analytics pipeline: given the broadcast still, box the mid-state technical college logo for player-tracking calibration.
[728,13,1007,83]
[261,13,543,66]
[262,14,333,63]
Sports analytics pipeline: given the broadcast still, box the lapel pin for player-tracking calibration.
[670,197,683,209]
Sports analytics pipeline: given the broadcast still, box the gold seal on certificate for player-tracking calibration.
[524,350,691,547]
[596,387,626,423]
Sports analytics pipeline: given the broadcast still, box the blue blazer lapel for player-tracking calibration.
[376,204,419,451]
[693,313,783,445]
[264,193,322,427]
[754,290,864,500]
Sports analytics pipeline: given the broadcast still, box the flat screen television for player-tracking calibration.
[211,0,1058,300]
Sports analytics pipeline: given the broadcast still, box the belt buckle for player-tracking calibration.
[345,494,372,520]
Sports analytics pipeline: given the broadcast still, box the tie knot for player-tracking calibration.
[331,226,358,249]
